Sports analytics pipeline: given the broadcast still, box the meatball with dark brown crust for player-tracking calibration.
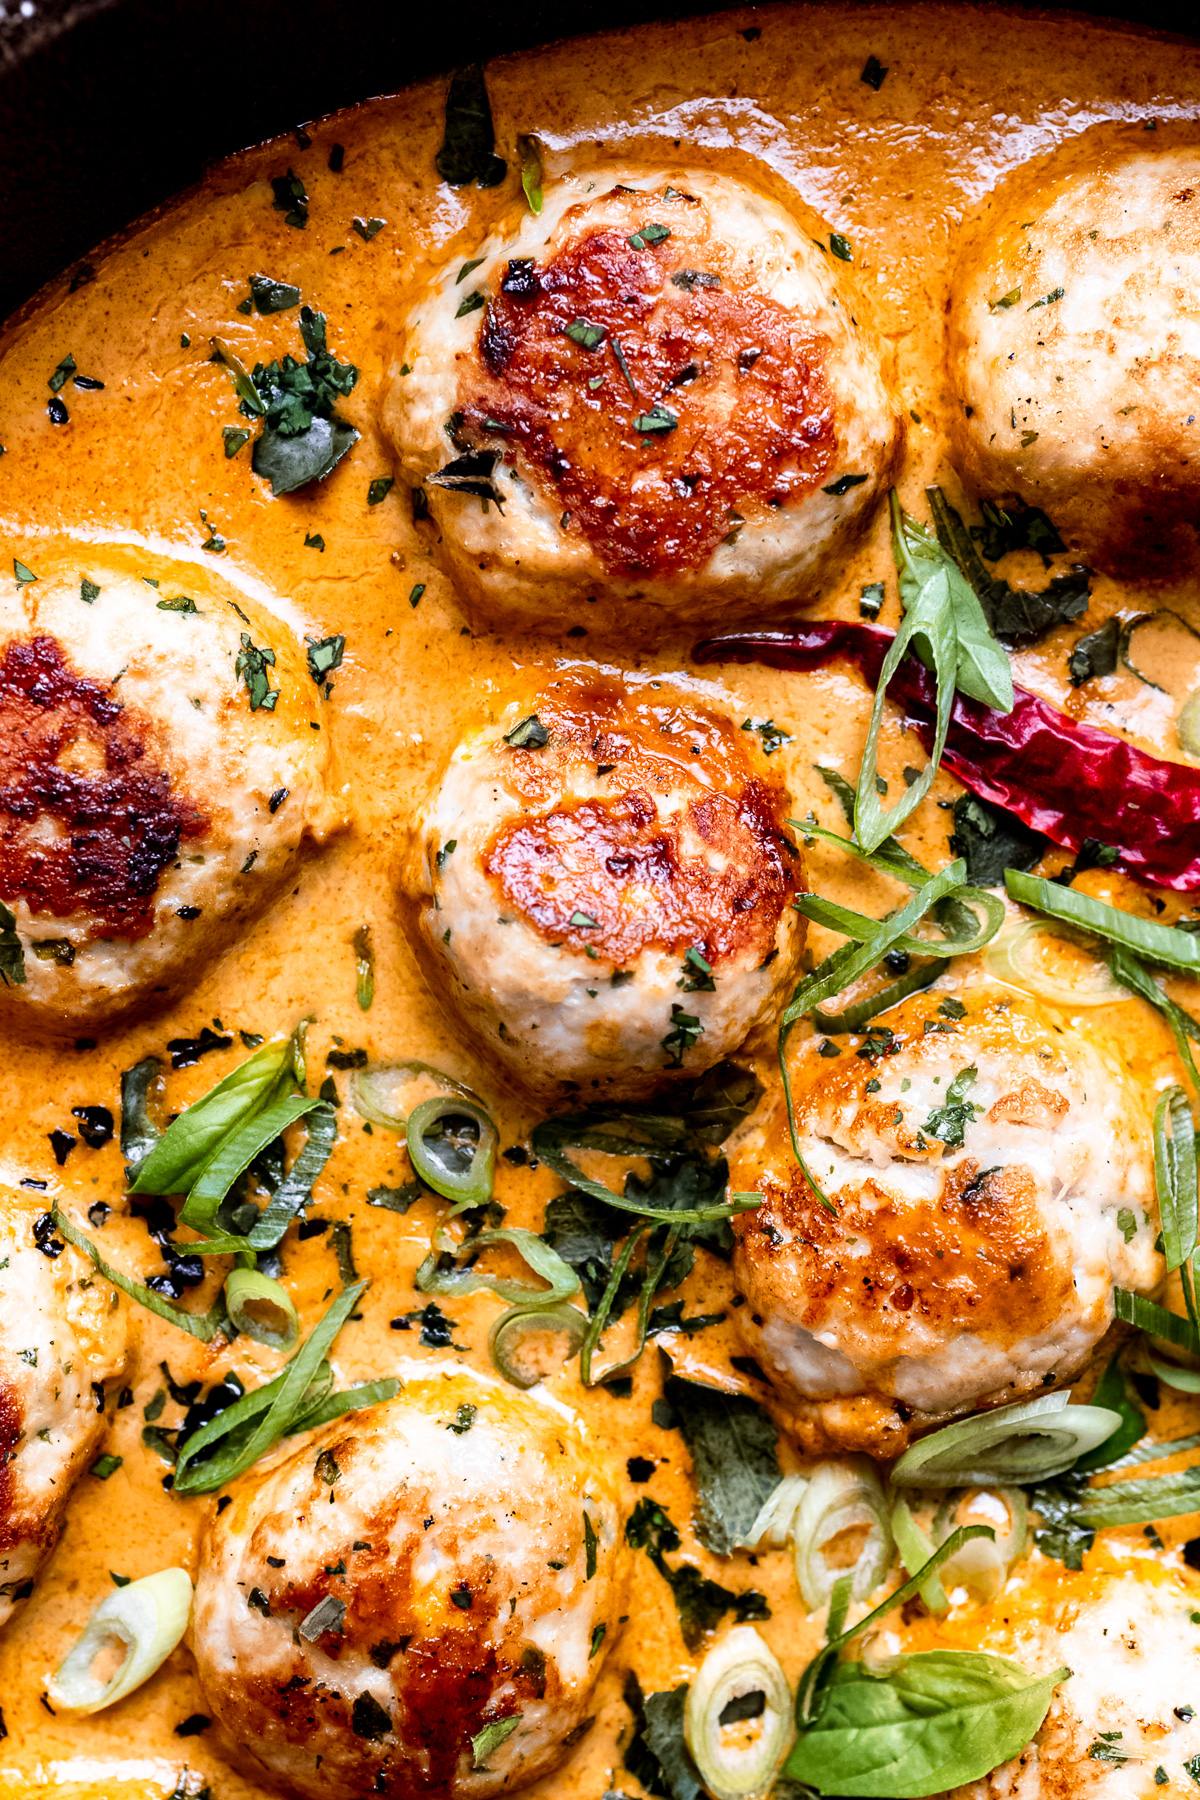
[384,165,903,632]
[0,543,343,1028]
[191,1370,629,1800]
[401,666,806,1098]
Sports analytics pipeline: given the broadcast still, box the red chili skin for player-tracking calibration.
[693,620,1200,893]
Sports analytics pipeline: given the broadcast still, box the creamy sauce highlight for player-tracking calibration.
[1,5,1200,1797]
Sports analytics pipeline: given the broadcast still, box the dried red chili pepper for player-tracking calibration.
[694,620,1200,894]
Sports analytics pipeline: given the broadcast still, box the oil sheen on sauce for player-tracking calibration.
[0,5,1199,1798]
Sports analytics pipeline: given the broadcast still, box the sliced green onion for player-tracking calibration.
[1115,1286,1200,1355]
[1180,686,1200,759]
[793,1524,995,1729]
[889,1494,949,1614]
[289,1375,400,1433]
[224,1269,299,1350]
[488,1303,588,1389]
[796,886,1003,961]
[1112,948,1200,1090]
[53,1207,228,1341]
[1155,1086,1198,1287]
[47,1568,192,1712]
[580,1223,647,1387]
[684,1626,793,1800]
[812,956,949,1034]
[1070,1466,1200,1528]
[931,1488,1027,1602]
[353,924,375,1012]
[735,1473,809,1551]
[415,1226,579,1306]
[580,1224,679,1387]
[406,1096,497,1209]
[1119,610,1200,698]
[793,1459,893,1610]
[249,1102,338,1249]
[1147,1352,1200,1392]
[891,1393,1123,1488]
[1006,871,1200,974]
[173,1281,367,1494]
[985,921,1127,1007]
[350,1060,481,1135]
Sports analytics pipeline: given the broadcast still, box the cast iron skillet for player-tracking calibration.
[0,0,1196,324]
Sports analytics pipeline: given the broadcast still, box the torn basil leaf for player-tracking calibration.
[972,500,1065,563]
[663,1373,780,1555]
[930,488,1090,647]
[1068,616,1120,687]
[249,274,301,315]
[246,307,360,497]
[253,415,358,496]
[235,634,279,712]
[947,794,1045,888]
[435,65,507,188]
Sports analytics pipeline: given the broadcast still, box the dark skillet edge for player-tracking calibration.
[0,0,1197,329]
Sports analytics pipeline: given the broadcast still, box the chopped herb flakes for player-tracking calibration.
[504,714,549,749]
[367,476,394,505]
[861,54,888,87]
[248,274,301,314]
[271,171,308,228]
[352,217,386,241]
[1028,287,1065,310]
[235,634,279,712]
[829,233,853,261]
[921,1064,981,1148]
[306,632,345,692]
[633,405,678,435]
[565,318,607,350]
[823,472,869,497]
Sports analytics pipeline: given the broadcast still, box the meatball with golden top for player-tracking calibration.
[401,667,805,1098]
[949,123,1200,579]
[0,544,342,1028]
[191,1369,629,1800]
[728,986,1159,1456]
[384,164,903,631]
[0,1188,126,1632]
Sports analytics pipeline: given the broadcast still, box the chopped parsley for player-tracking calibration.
[921,1064,981,1149]
[504,714,550,749]
[235,634,279,712]
[565,318,607,349]
[661,1004,704,1067]
[367,476,394,505]
[270,170,308,228]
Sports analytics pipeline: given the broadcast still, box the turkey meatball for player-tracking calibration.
[384,164,903,632]
[191,1369,628,1800]
[949,124,1200,578]
[401,667,805,1098]
[884,1549,1200,1800]
[728,985,1158,1456]
[0,1187,126,1631]
[0,544,342,1027]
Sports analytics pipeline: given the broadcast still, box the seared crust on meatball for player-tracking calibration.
[191,1370,628,1800]
[0,544,343,1027]
[949,123,1200,579]
[0,1188,126,1631]
[401,666,805,1098]
[384,165,903,630]
[728,986,1158,1455]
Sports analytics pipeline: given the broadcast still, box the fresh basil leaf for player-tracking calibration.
[947,793,1045,887]
[129,1032,302,1199]
[542,1191,628,1311]
[435,65,507,187]
[253,415,359,496]
[930,487,1089,647]
[662,1373,780,1555]
[915,492,1016,709]
[787,1650,1068,1797]
[972,499,1065,562]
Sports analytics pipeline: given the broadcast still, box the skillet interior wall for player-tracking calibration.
[0,0,1196,326]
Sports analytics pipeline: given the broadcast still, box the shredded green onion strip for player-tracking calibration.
[531,1115,752,1223]
[47,1568,193,1713]
[416,1227,586,1389]
[1005,871,1200,974]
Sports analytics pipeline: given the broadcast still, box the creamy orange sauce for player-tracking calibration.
[0,5,1199,1796]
